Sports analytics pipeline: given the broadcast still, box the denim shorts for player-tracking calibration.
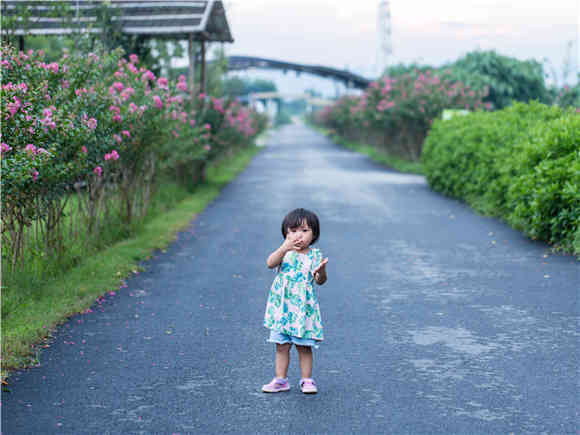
[267,330,320,348]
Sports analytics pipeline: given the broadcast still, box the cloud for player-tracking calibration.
[223,0,578,84]
[440,21,471,29]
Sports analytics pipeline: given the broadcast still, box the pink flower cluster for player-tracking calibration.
[212,97,225,114]
[75,87,95,97]
[6,96,22,118]
[111,82,124,93]
[23,143,49,156]
[104,150,120,161]
[40,106,57,130]
[376,100,395,112]
[177,75,188,92]
[224,104,256,137]
[39,62,60,73]
[153,95,163,109]
[157,77,169,90]
[1,142,13,153]
[82,115,98,130]
[109,105,122,122]
[88,53,100,63]
[2,82,28,93]
[141,70,155,83]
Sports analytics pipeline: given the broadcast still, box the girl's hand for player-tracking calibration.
[267,234,300,268]
[281,233,301,252]
[313,258,328,284]
[313,258,328,275]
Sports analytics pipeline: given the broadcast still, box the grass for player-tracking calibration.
[1,144,262,380]
[307,121,424,175]
[2,184,187,318]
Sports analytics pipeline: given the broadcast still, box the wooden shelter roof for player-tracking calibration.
[1,0,233,42]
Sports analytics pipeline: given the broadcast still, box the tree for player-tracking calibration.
[383,62,432,78]
[245,79,277,94]
[220,77,277,97]
[222,76,247,97]
[447,50,550,109]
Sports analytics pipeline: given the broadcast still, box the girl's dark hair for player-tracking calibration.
[281,208,320,244]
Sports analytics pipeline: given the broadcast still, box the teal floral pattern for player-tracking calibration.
[264,248,324,340]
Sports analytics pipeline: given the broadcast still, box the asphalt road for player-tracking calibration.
[3,121,579,434]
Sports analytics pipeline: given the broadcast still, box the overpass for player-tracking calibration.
[226,56,372,90]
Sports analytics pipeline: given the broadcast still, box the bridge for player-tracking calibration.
[226,56,372,90]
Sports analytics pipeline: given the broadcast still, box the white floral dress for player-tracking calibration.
[264,248,324,340]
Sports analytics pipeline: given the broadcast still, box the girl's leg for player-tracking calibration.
[296,345,313,379]
[275,343,291,378]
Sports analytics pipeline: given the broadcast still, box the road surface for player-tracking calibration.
[3,121,579,434]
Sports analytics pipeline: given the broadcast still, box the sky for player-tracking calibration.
[213,0,579,96]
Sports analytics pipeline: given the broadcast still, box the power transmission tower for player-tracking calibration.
[377,0,393,77]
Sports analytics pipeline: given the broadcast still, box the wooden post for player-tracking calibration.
[200,40,206,94]
[18,35,24,51]
[188,33,196,100]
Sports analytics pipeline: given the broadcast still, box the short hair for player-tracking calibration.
[281,208,320,245]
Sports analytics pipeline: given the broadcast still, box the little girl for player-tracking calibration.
[262,208,329,394]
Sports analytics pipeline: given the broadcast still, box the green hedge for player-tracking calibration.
[422,102,580,255]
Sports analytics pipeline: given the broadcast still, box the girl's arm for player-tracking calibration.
[313,258,328,285]
[266,235,298,268]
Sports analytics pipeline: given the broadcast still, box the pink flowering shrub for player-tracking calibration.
[194,95,264,161]
[1,44,266,267]
[315,69,489,160]
[1,47,96,232]
[156,92,266,189]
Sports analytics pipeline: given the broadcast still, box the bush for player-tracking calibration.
[315,69,488,160]
[422,101,580,254]
[505,115,580,248]
[1,44,266,274]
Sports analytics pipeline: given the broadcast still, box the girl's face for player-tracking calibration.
[287,220,314,250]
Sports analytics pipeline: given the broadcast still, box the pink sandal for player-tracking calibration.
[299,378,318,394]
[262,378,290,393]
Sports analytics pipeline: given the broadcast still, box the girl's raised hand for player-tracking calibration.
[313,258,328,275]
[281,233,300,252]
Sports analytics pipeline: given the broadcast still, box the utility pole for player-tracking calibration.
[377,0,393,77]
